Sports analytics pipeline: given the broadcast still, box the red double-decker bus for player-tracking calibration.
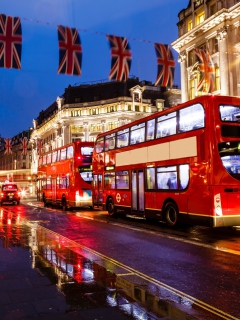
[38,141,94,210]
[92,95,240,227]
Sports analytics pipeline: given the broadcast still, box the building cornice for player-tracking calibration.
[172,4,240,52]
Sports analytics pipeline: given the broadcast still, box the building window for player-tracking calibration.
[188,20,193,31]
[75,97,83,103]
[210,4,217,16]
[134,92,140,102]
[93,94,101,101]
[211,37,218,54]
[196,11,205,25]
[108,106,116,113]
[91,108,99,115]
[128,105,131,111]
[215,67,220,91]
[189,78,195,100]
[135,105,140,112]
[70,125,84,133]
[188,50,195,67]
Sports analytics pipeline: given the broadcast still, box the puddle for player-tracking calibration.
[0,209,220,319]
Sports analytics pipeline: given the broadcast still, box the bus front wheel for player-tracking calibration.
[107,198,115,216]
[164,202,178,227]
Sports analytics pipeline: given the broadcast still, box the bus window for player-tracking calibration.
[39,156,43,166]
[45,177,51,189]
[105,133,116,151]
[81,146,93,155]
[156,112,176,138]
[79,165,93,183]
[130,123,145,145]
[67,146,74,159]
[104,172,115,189]
[95,137,104,153]
[58,176,69,189]
[116,128,129,148]
[46,153,52,164]
[116,171,129,189]
[179,164,190,189]
[179,104,204,132]
[146,167,156,189]
[60,148,67,161]
[52,151,57,163]
[80,171,92,183]
[42,155,47,165]
[157,166,178,190]
[220,105,240,122]
[146,119,155,141]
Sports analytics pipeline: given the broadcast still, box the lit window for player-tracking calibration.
[196,11,205,25]
[188,20,193,31]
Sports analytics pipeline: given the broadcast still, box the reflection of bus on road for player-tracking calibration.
[38,141,94,210]
[92,95,240,227]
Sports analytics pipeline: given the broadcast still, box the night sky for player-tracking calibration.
[0,0,187,138]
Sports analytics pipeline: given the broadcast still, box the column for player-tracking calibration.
[217,27,229,96]
[178,51,188,102]
[84,122,89,141]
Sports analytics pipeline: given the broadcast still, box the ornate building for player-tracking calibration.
[0,130,33,193]
[172,0,240,102]
[30,78,181,175]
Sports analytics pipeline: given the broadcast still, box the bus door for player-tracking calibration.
[131,170,145,216]
[93,174,103,207]
[52,178,57,203]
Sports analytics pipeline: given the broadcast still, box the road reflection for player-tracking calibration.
[0,209,202,320]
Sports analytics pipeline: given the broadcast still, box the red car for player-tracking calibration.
[0,184,21,205]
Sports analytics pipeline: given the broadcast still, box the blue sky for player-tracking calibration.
[0,0,187,138]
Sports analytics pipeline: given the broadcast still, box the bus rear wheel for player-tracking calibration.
[164,202,178,227]
[107,198,115,216]
[62,198,67,211]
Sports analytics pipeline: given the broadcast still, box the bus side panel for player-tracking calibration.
[187,185,212,226]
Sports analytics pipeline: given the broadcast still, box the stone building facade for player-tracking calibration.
[30,78,181,175]
[172,0,240,102]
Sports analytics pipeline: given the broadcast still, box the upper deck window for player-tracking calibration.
[220,105,240,122]
[95,137,104,153]
[179,104,204,132]
[81,146,93,156]
[105,133,115,151]
[156,112,176,138]
[67,146,74,159]
[116,128,129,148]
[130,123,145,145]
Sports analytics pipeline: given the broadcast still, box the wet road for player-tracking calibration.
[1,199,240,319]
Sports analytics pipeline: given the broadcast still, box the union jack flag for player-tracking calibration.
[37,138,44,155]
[57,25,82,76]
[154,43,175,87]
[106,34,132,82]
[21,137,28,156]
[4,138,12,155]
[0,14,22,69]
[194,48,215,93]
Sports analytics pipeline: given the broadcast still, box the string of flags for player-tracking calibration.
[2,137,45,156]
[3,137,29,156]
[0,13,176,86]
